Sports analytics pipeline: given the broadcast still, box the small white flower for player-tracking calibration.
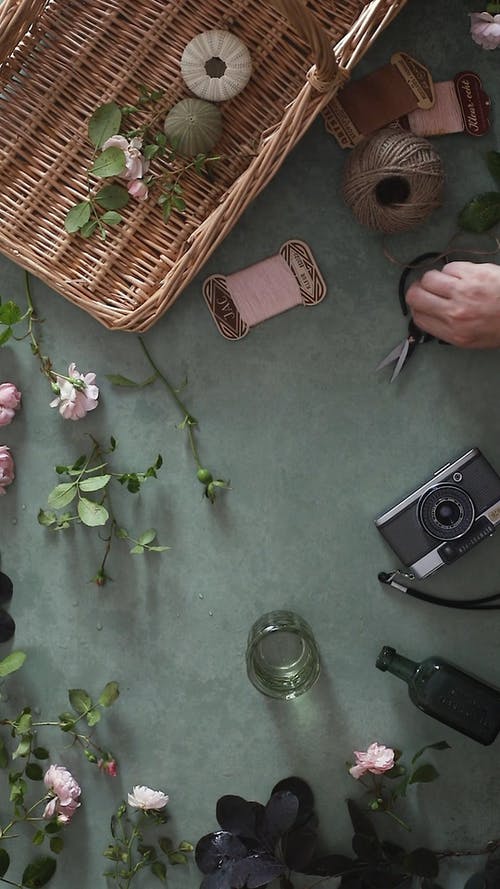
[127,785,169,811]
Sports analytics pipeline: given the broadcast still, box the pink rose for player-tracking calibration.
[50,363,99,420]
[470,12,500,49]
[0,383,21,426]
[0,446,14,495]
[102,135,150,181]
[127,179,149,202]
[349,742,395,779]
[43,764,81,824]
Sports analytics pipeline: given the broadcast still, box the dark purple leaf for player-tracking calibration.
[347,800,378,840]
[200,863,235,889]
[271,777,314,825]
[231,854,286,889]
[0,573,13,605]
[0,611,15,643]
[486,851,500,888]
[281,814,318,871]
[216,796,262,839]
[195,832,247,874]
[404,848,439,879]
[306,854,357,877]
[262,792,298,842]
[464,875,486,889]
[352,834,380,864]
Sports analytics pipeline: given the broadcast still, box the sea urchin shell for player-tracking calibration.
[164,98,223,157]
[181,30,252,102]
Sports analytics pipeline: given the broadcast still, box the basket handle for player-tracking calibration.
[271,0,340,90]
[0,0,46,66]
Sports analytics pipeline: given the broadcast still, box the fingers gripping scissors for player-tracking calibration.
[377,252,446,382]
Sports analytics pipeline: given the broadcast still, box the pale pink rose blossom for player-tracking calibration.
[470,12,500,48]
[127,785,169,811]
[50,363,99,420]
[349,742,395,779]
[127,179,149,202]
[0,383,21,427]
[43,764,81,824]
[102,135,150,181]
[0,446,14,495]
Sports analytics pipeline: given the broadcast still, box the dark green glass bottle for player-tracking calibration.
[376,646,500,745]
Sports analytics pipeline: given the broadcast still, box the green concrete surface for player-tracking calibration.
[1,0,499,886]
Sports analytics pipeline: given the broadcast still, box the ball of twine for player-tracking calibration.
[342,128,445,234]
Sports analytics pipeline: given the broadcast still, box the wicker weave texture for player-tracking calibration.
[0,0,407,331]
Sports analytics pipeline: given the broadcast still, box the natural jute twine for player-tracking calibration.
[342,128,445,234]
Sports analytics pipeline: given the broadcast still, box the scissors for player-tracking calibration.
[377,252,447,382]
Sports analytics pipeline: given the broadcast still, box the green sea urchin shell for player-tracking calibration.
[164,99,222,157]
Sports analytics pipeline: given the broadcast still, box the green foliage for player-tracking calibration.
[21,855,57,887]
[90,146,126,178]
[0,650,26,677]
[458,152,500,232]
[0,297,24,346]
[64,201,91,233]
[95,184,130,210]
[104,800,192,889]
[39,439,167,582]
[88,101,122,149]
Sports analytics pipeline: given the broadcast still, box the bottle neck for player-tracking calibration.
[376,647,417,683]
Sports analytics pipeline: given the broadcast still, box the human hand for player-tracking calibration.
[406,261,500,349]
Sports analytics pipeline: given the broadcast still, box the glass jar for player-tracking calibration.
[246,610,320,700]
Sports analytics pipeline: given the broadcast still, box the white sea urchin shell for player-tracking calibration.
[181,30,252,102]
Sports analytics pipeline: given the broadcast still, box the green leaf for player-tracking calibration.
[25,763,44,781]
[77,497,109,527]
[38,509,57,527]
[0,848,9,877]
[88,102,122,149]
[101,210,123,225]
[95,184,129,210]
[458,192,500,233]
[0,327,12,346]
[86,708,101,727]
[167,851,188,865]
[15,710,32,735]
[79,219,98,239]
[148,545,170,552]
[159,838,172,854]
[486,151,500,186]
[409,764,439,784]
[98,681,120,707]
[179,841,194,852]
[78,474,111,492]
[47,483,77,510]
[404,848,439,878]
[138,529,157,546]
[130,544,145,554]
[22,855,57,887]
[13,737,32,759]
[49,837,63,855]
[0,651,26,677]
[411,741,451,764]
[152,860,167,882]
[172,196,186,212]
[33,747,50,760]
[68,688,92,715]
[44,822,61,835]
[115,527,128,539]
[90,147,126,179]
[0,301,22,325]
[64,202,91,234]
[33,830,45,846]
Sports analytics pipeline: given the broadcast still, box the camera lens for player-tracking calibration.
[418,485,475,540]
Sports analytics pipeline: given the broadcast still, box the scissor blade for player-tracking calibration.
[376,339,406,371]
[390,338,410,382]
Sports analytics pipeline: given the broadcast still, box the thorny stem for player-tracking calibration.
[138,336,195,423]
[436,837,500,859]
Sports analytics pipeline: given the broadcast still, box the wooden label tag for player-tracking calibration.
[454,71,491,136]
[323,52,434,149]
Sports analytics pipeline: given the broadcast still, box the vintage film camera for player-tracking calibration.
[375,448,500,579]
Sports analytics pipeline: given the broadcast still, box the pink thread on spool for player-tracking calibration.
[407,81,464,136]
[225,254,302,327]
[202,240,327,340]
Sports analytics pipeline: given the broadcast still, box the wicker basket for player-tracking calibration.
[0,0,407,332]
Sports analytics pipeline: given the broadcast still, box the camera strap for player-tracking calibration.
[378,570,500,610]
